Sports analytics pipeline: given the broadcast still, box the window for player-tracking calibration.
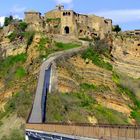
[63,12,66,16]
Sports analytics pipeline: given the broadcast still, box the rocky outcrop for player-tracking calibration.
[112,36,140,79]
[57,56,133,116]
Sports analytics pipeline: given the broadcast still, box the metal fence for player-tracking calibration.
[26,123,140,140]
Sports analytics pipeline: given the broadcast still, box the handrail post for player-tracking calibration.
[110,126,112,140]
[118,127,120,140]
[134,126,136,140]
[125,127,127,140]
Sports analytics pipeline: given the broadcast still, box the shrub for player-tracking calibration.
[112,25,121,33]
[76,92,96,108]
[93,105,128,124]
[55,42,80,50]
[0,91,32,120]
[112,72,120,85]
[131,110,140,124]
[82,48,113,71]
[4,15,13,26]
[38,37,49,51]
[15,67,26,79]
[24,31,35,46]
[80,83,96,91]
[8,31,17,42]
[1,129,24,140]
[0,53,27,69]
[118,85,140,109]
[18,22,28,31]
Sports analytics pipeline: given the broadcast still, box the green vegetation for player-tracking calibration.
[117,85,140,124]
[112,71,120,85]
[8,31,17,42]
[112,25,121,33]
[55,42,80,50]
[1,129,24,140]
[0,91,32,120]
[0,53,27,88]
[82,48,113,71]
[47,92,128,124]
[37,37,80,59]
[4,16,13,26]
[131,110,140,124]
[38,37,50,51]
[18,22,28,32]
[7,21,28,42]
[46,18,61,22]
[118,85,140,109]
[80,83,97,91]
[93,105,128,124]
[24,31,35,46]
[80,83,110,93]
[0,53,27,70]
[15,67,26,79]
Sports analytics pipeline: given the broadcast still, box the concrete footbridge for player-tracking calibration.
[26,45,140,140]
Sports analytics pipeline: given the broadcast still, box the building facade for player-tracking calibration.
[24,5,112,39]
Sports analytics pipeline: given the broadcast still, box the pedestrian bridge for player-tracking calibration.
[26,123,140,140]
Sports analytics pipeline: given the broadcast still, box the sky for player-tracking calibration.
[0,0,140,31]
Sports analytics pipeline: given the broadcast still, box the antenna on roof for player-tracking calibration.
[56,4,64,10]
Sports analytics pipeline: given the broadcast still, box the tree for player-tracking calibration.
[112,25,121,33]
[4,15,13,26]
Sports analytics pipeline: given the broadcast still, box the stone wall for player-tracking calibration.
[45,10,61,20]
[60,10,78,36]
[24,11,44,31]
[24,6,112,38]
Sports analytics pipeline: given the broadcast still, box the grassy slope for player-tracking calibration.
[0,37,81,139]
[46,47,140,125]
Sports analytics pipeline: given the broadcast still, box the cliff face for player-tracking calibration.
[112,36,140,79]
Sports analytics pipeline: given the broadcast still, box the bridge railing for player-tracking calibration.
[26,123,140,139]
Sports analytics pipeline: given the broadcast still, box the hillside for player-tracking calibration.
[0,21,140,139]
[46,47,140,125]
[0,24,81,138]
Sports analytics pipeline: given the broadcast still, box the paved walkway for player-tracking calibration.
[28,47,87,123]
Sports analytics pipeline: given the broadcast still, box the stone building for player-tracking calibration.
[24,11,44,31]
[24,5,112,39]
[124,30,140,36]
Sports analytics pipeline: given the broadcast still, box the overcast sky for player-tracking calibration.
[0,0,140,31]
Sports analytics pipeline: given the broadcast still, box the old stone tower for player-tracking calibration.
[24,5,112,39]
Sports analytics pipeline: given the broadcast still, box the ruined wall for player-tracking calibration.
[87,15,112,38]
[76,14,88,26]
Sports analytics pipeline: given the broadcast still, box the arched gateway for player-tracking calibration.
[64,26,70,34]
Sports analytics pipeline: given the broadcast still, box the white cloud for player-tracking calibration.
[54,0,73,4]
[11,5,26,14]
[13,14,22,20]
[94,9,140,24]
[0,16,5,26]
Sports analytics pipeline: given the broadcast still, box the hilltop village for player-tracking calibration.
[0,4,140,139]
[24,5,112,39]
